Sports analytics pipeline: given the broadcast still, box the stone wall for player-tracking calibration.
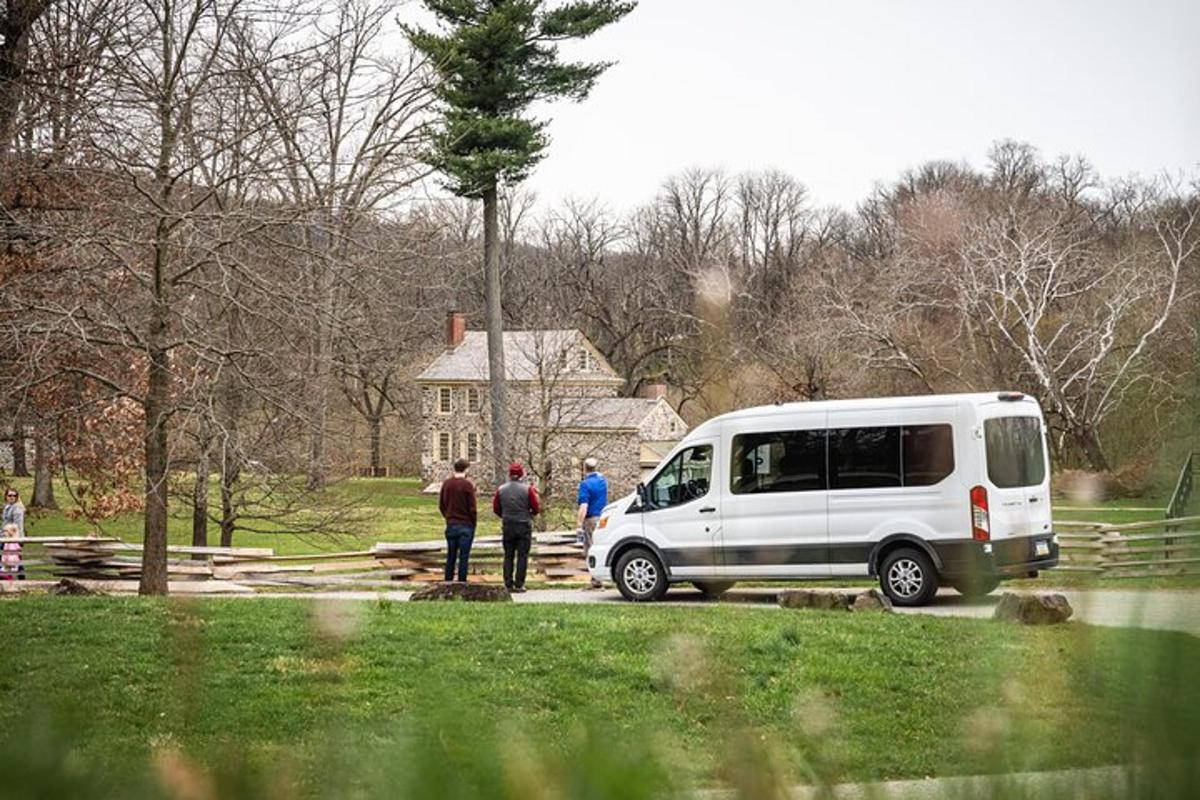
[637,398,688,441]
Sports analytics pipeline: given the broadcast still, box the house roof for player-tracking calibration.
[417,330,625,384]
[548,397,673,432]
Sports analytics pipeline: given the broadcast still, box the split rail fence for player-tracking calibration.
[1055,515,1200,578]
[3,533,589,589]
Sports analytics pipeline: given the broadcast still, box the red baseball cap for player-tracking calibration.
[508,462,524,478]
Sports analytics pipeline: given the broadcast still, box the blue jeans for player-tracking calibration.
[444,524,475,582]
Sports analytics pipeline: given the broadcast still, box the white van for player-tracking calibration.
[587,392,1057,606]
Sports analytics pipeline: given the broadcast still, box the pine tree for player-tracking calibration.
[406,0,635,483]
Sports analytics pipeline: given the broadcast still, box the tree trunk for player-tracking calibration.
[218,385,242,549]
[10,416,28,477]
[30,425,56,509]
[1074,425,1110,473]
[482,186,508,486]
[219,457,239,549]
[369,414,383,477]
[192,425,211,550]
[0,0,49,153]
[306,229,335,491]
[140,301,171,596]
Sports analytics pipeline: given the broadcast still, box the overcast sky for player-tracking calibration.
[404,0,1199,213]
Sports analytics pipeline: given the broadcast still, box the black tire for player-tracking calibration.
[879,547,939,607]
[614,547,669,602]
[952,575,1001,599]
[691,580,735,598]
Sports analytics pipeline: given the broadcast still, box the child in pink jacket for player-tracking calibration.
[0,523,20,580]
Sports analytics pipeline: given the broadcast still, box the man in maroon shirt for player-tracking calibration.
[439,458,477,582]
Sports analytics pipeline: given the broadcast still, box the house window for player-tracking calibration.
[466,387,482,414]
[437,432,452,461]
[437,386,452,414]
[575,349,591,371]
[467,432,480,463]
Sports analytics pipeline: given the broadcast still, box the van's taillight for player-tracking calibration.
[970,485,990,542]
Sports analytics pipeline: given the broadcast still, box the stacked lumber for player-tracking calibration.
[42,540,273,581]
[34,530,589,586]
[373,532,588,582]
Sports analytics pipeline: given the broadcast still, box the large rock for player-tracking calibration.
[410,582,512,603]
[851,588,893,613]
[992,592,1073,625]
[50,578,104,596]
[778,589,851,611]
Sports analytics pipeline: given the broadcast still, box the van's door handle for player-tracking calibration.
[1029,497,1040,503]
[699,506,716,514]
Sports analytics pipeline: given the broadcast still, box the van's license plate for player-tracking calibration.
[1034,540,1051,558]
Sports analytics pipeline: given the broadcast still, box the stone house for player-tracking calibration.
[417,313,687,496]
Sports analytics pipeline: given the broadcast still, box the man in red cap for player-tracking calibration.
[492,462,541,593]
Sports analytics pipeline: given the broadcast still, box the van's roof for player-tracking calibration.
[690,392,1038,436]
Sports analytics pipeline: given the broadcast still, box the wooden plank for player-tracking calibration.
[1100,555,1200,569]
[1087,516,1200,532]
[5,536,121,544]
[1109,530,1200,543]
[245,550,375,563]
[1053,506,1164,512]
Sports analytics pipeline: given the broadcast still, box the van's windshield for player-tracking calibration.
[984,416,1046,488]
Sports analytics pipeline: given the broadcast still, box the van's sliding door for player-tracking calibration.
[719,413,830,578]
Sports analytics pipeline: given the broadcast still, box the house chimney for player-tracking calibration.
[638,378,668,400]
[445,311,466,349]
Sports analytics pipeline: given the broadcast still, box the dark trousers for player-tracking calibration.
[502,520,533,589]
[444,524,475,582]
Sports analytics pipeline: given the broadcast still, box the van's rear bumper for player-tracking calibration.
[932,535,1059,579]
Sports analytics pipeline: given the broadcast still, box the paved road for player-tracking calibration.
[238,585,1200,636]
[11,580,1199,636]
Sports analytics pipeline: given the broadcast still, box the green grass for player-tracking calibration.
[2,597,1200,797]
[4,475,578,559]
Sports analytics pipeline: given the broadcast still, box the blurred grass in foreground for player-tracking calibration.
[2,597,1199,797]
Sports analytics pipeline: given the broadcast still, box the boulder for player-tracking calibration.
[778,589,851,611]
[410,582,512,603]
[992,592,1073,625]
[851,588,893,613]
[50,578,104,596]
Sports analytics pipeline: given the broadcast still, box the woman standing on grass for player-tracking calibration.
[2,488,24,581]
[438,458,477,582]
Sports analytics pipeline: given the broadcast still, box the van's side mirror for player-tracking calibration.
[636,482,647,506]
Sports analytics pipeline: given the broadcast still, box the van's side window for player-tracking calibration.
[648,445,713,509]
[731,430,825,494]
[829,427,901,489]
[902,424,955,486]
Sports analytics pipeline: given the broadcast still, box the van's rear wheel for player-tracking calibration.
[952,575,1000,598]
[692,580,735,598]
[879,548,939,607]
[614,547,668,602]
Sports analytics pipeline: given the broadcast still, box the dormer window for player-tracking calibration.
[575,349,593,371]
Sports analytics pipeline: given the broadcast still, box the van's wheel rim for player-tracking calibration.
[887,558,923,598]
[623,557,658,596]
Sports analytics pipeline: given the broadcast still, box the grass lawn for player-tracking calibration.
[2,597,1199,797]
[4,475,579,559]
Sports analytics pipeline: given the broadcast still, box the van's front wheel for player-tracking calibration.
[879,548,939,607]
[614,547,668,602]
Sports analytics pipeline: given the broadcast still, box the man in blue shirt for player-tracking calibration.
[576,457,608,588]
